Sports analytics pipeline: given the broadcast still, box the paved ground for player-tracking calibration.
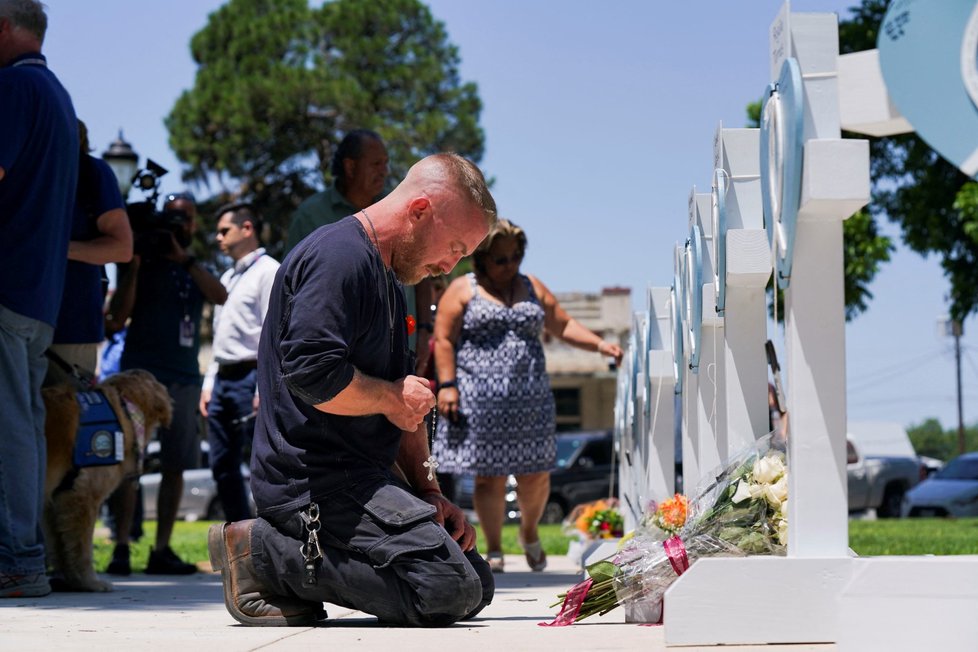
[0,554,834,651]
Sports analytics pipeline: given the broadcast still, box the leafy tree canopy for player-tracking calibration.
[908,417,978,460]
[166,0,485,253]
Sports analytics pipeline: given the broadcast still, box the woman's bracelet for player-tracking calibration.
[437,379,457,391]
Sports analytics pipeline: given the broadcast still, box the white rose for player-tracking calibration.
[752,454,786,484]
[777,518,788,546]
[762,474,788,509]
[731,480,753,504]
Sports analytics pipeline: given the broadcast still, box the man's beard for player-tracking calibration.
[391,230,427,285]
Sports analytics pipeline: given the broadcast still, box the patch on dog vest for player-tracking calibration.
[73,390,124,467]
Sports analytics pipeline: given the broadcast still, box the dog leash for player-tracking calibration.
[45,349,97,390]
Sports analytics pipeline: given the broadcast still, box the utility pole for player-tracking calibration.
[953,320,965,455]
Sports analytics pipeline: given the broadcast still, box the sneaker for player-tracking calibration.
[486,551,505,573]
[145,546,197,575]
[0,572,51,598]
[106,543,131,576]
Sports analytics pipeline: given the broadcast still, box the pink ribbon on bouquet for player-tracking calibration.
[538,577,594,627]
[663,535,689,576]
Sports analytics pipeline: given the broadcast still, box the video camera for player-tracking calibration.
[126,159,193,259]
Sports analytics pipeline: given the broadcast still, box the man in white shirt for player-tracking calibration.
[200,203,280,521]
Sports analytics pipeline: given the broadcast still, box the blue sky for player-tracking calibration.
[42,0,978,433]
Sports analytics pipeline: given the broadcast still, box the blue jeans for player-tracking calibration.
[0,305,53,575]
[206,368,256,522]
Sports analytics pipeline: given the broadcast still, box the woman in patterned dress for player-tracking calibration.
[432,220,624,573]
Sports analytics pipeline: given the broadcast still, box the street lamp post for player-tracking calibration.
[101,130,139,198]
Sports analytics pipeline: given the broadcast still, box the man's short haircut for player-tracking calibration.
[431,153,497,229]
[472,218,526,274]
[330,129,384,183]
[0,0,48,43]
[216,201,262,237]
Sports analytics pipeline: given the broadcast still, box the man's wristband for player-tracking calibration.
[417,322,433,332]
[437,379,457,391]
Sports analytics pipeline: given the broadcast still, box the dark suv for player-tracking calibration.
[454,429,617,524]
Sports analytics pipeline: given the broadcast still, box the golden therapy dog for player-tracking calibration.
[42,369,172,592]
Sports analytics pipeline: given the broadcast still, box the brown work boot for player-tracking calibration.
[208,521,326,626]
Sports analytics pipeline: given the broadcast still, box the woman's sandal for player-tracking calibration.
[486,551,505,573]
[520,537,547,572]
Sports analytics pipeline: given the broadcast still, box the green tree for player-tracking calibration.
[908,418,978,460]
[166,0,485,254]
[908,418,954,460]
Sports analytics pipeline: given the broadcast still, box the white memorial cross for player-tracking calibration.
[681,190,722,492]
[619,310,648,530]
[644,286,677,505]
[666,6,869,645]
[712,125,771,451]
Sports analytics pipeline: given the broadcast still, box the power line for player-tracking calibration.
[847,348,947,393]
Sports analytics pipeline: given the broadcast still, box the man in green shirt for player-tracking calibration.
[286,130,434,370]
[285,129,389,253]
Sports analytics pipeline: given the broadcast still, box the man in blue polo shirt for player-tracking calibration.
[0,0,78,599]
[45,120,132,387]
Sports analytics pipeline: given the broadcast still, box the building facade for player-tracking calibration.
[544,286,631,431]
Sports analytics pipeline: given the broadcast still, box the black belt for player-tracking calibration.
[217,359,258,378]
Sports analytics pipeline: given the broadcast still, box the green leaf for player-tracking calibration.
[585,560,619,584]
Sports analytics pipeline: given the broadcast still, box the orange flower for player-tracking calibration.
[652,493,688,534]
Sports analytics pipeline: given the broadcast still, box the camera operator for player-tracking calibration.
[105,190,227,576]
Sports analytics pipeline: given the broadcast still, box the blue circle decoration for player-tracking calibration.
[671,251,684,394]
[712,168,727,314]
[685,225,704,372]
[760,57,804,290]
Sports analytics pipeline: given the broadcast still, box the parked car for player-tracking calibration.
[847,435,920,517]
[919,455,945,478]
[902,452,978,517]
[455,429,617,524]
[846,421,924,518]
[140,440,253,521]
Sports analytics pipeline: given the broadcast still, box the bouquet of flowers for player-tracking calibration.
[543,433,787,626]
[648,493,688,536]
[565,498,625,540]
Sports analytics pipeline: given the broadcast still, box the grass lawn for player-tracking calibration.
[93,517,978,572]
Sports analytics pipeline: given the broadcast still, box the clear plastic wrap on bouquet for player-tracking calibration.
[544,432,789,626]
[612,532,746,619]
[682,431,788,555]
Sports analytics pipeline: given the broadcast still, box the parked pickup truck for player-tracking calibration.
[847,421,923,518]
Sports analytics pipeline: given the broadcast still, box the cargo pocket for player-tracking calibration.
[347,482,445,568]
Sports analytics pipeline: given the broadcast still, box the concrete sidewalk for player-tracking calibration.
[0,554,833,651]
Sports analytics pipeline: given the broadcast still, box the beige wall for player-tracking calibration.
[545,287,631,431]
